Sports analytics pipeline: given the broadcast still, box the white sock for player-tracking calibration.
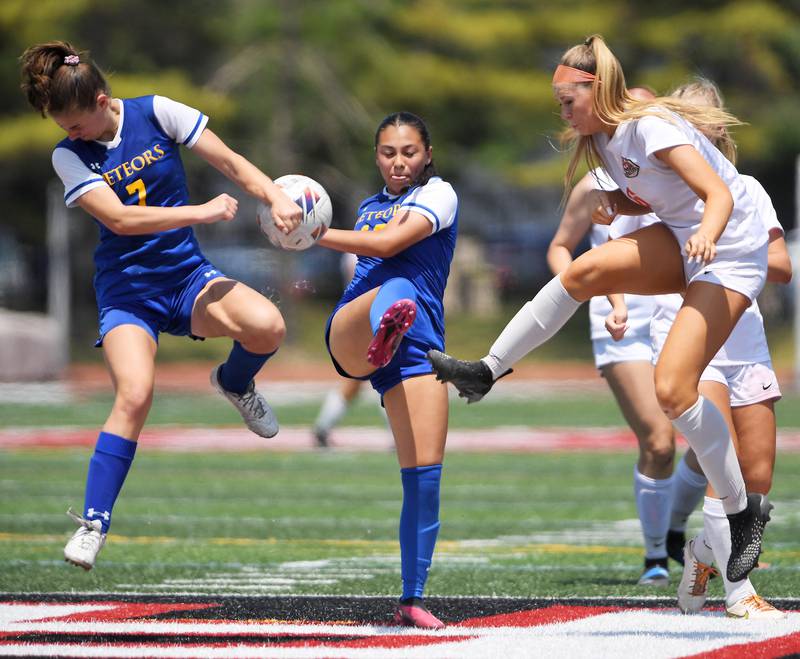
[691,529,715,565]
[670,396,745,515]
[703,497,756,606]
[633,467,672,559]
[482,276,582,378]
[313,390,349,433]
[670,456,708,531]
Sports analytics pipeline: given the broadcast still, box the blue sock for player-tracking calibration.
[218,342,274,395]
[399,464,442,600]
[83,432,137,533]
[369,278,417,334]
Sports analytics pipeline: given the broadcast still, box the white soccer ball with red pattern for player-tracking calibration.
[258,174,332,251]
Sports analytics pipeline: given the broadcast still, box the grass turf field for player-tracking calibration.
[2,388,800,599]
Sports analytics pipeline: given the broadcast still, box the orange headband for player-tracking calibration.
[552,65,596,85]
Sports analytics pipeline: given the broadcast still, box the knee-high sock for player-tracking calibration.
[703,497,756,605]
[633,467,672,559]
[218,342,274,395]
[369,277,417,334]
[399,464,442,600]
[84,432,137,533]
[670,455,708,531]
[671,396,745,515]
[314,389,350,434]
[483,276,582,379]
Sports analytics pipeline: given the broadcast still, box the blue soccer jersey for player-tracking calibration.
[52,95,210,307]
[339,176,458,349]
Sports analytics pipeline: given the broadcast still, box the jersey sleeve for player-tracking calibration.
[400,178,458,233]
[741,175,782,235]
[636,114,692,158]
[152,95,209,148]
[52,147,107,207]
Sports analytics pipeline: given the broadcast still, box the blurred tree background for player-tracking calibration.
[1,0,799,355]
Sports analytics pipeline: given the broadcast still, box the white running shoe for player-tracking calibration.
[726,594,787,619]
[210,365,279,438]
[677,539,718,614]
[64,508,106,570]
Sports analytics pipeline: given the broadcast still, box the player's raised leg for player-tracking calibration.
[194,278,284,438]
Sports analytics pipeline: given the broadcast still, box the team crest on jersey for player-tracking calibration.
[621,157,640,178]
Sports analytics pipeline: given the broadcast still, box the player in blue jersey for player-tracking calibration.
[315,112,457,629]
[20,41,303,570]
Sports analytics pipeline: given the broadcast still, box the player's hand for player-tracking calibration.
[684,231,716,264]
[605,308,628,342]
[589,191,617,225]
[269,189,304,234]
[201,193,238,224]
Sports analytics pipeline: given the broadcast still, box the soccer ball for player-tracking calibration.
[258,175,332,251]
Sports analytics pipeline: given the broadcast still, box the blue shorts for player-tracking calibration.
[95,263,226,346]
[324,310,437,397]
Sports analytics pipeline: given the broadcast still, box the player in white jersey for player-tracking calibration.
[428,35,770,585]
[604,77,791,618]
[548,158,676,587]
[657,79,790,619]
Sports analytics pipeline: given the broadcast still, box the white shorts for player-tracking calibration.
[684,242,767,302]
[593,333,653,369]
[700,361,781,407]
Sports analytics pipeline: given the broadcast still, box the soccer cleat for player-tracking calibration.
[211,365,279,438]
[726,594,786,620]
[64,508,106,570]
[667,529,686,566]
[637,558,669,587]
[393,598,445,630]
[426,350,511,403]
[677,539,718,614]
[367,299,417,368]
[726,493,773,583]
[313,426,330,449]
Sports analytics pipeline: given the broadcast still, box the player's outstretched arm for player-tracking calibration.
[191,129,302,234]
[318,209,432,258]
[77,184,237,235]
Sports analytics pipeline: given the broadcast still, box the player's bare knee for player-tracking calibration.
[643,439,674,472]
[561,259,600,302]
[241,312,286,354]
[654,376,691,419]
[113,384,153,422]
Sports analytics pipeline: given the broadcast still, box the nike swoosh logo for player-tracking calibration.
[762,383,772,390]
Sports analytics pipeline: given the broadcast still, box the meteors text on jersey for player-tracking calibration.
[102,143,166,186]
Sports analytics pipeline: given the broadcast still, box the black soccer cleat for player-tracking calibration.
[726,493,773,583]
[667,529,686,566]
[426,349,511,403]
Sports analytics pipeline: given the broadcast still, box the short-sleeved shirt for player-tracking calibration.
[337,176,458,349]
[51,95,209,308]
[595,111,767,260]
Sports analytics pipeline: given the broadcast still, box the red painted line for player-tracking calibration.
[2,426,800,453]
[683,629,800,658]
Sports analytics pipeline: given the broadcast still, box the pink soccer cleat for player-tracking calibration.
[393,600,445,630]
[367,299,417,368]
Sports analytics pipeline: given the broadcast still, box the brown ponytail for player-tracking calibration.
[20,41,110,117]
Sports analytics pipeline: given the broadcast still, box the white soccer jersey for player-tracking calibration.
[587,169,655,340]
[651,175,779,366]
[595,111,767,259]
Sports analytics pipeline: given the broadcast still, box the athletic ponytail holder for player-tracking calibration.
[64,55,80,66]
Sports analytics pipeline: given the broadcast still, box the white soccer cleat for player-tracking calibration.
[726,594,787,620]
[210,365,279,438]
[677,539,717,614]
[64,508,106,570]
